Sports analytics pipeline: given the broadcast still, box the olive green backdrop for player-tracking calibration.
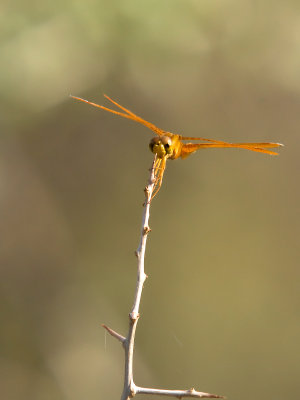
[1,1,299,399]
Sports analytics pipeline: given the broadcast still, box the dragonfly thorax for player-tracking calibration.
[149,136,173,159]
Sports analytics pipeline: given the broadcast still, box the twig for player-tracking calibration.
[135,386,223,398]
[102,156,224,399]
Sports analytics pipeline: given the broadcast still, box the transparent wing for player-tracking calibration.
[71,95,165,136]
[180,142,283,158]
[181,135,282,147]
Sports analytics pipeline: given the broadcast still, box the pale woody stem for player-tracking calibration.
[120,158,156,400]
[104,157,223,400]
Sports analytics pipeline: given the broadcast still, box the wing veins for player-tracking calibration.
[71,95,164,136]
[181,143,280,156]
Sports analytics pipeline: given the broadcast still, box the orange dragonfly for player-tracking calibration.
[71,94,283,198]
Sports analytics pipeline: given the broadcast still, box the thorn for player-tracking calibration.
[101,324,126,343]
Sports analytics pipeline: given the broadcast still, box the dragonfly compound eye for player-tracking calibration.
[149,137,160,152]
[161,136,173,155]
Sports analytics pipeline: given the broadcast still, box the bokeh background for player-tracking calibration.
[1,1,299,399]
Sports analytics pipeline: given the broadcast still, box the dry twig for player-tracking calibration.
[102,157,224,400]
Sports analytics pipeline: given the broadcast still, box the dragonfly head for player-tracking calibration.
[149,136,173,159]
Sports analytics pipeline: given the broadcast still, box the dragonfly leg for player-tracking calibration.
[151,157,166,200]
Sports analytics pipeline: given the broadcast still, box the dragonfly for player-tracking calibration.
[71,94,283,199]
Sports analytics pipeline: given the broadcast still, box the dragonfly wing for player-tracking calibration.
[180,136,233,144]
[180,136,283,149]
[71,95,166,136]
[103,95,167,136]
[180,143,281,157]
[71,96,134,120]
[104,94,142,118]
[230,142,283,148]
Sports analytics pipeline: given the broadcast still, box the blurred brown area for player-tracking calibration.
[0,1,299,399]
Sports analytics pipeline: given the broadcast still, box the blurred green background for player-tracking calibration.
[1,1,299,399]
